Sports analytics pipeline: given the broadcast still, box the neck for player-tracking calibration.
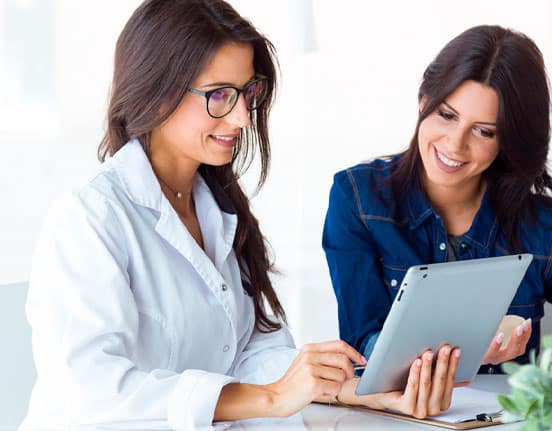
[149,141,199,217]
[422,173,486,235]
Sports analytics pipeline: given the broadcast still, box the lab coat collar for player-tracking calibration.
[109,139,238,272]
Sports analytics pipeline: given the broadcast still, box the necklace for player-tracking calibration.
[157,175,192,200]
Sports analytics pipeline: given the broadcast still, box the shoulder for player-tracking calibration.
[45,160,133,238]
[521,195,552,256]
[330,156,401,218]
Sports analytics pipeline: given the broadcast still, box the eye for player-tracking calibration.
[474,126,496,139]
[437,109,455,121]
[210,88,234,103]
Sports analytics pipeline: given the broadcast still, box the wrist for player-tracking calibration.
[339,378,386,410]
[262,382,287,417]
[215,383,280,421]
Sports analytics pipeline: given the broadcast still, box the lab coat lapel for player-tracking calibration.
[111,140,240,334]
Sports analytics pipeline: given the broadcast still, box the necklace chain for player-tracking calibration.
[156,175,192,200]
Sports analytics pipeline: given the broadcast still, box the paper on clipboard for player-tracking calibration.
[431,387,502,423]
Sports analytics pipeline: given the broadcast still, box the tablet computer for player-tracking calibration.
[355,254,533,395]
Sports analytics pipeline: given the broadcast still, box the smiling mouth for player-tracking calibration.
[211,135,237,142]
[435,148,466,168]
[210,134,239,148]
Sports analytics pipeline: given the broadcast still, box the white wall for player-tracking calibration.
[1,0,551,347]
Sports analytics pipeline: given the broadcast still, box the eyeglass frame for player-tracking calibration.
[188,74,269,119]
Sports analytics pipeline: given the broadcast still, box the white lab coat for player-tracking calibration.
[21,140,298,431]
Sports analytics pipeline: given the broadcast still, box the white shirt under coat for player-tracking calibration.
[21,139,298,431]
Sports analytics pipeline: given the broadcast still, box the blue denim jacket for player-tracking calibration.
[323,157,552,374]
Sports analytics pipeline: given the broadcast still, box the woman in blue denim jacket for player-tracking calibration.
[323,25,552,375]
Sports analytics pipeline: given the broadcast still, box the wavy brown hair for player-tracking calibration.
[99,0,285,332]
[390,25,551,251]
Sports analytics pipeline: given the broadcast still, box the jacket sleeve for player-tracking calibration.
[230,323,298,385]
[322,171,391,356]
[25,191,235,431]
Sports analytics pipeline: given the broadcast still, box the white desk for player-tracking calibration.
[227,375,520,430]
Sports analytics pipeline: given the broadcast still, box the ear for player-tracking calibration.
[418,95,428,113]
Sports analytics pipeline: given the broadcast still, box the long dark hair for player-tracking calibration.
[99,0,285,332]
[391,25,551,251]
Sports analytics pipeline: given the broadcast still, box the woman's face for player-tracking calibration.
[418,80,500,194]
[151,42,255,168]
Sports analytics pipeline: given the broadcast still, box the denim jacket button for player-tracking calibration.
[439,242,446,251]
[390,279,398,287]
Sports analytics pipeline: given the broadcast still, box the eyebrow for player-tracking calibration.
[442,101,497,127]
[199,75,257,89]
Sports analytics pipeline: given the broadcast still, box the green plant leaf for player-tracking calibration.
[530,348,537,365]
[497,394,519,414]
[499,335,552,428]
[543,335,552,350]
[541,348,552,374]
[502,361,521,375]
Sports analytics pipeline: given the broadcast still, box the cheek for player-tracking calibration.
[476,142,500,167]
[164,104,216,141]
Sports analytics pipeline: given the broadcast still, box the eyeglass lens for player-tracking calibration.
[208,79,267,117]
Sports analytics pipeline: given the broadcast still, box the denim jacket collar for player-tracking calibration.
[406,179,498,254]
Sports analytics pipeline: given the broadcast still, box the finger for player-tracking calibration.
[502,320,531,359]
[482,334,503,365]
[303,340,367,366]
[415,351,433,418]
[312,363,348,383]
[311,352,356,380]
[441,348,461,411]
[428,345,451,414]
[390,357,422,414]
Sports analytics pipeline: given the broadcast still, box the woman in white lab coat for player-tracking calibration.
[21,1,462,429]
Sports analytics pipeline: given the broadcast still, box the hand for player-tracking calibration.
[339,345,463,419]
[265,340,366,417]
[481,318,532,365]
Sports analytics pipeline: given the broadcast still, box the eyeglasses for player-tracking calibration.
[188,75,269,119]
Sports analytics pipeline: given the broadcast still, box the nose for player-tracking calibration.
[446,124,468,153]
[225,93,251,128]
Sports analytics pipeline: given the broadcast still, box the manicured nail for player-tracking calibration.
[496,333,504,344]
[523,318,532,330]
[361,355,367,364]
[443,346,451,356]
[424,351,434,361]
[415,358,422,367]
[516,325,523,336]
[454,349,461,358]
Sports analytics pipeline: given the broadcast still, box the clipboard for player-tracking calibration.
[333,386,514,429]
[348,406,503,429]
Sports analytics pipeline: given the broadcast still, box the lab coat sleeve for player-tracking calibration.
[25,190,235,431]
[230,322,299,385]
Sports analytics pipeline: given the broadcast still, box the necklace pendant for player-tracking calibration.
[176,192,183,199]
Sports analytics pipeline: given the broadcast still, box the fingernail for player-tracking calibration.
[454,349,461,358]
[496,333,504,344]
[523,318,532,330]
[516,325,523,336]
[424,351,433,361]
[361,355,367,364]
[443,346,451,356]
[415,358,422,367]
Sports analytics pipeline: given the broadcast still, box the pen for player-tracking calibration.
[476,411,503,422]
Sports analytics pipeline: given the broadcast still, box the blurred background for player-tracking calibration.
[1,0,551,351]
